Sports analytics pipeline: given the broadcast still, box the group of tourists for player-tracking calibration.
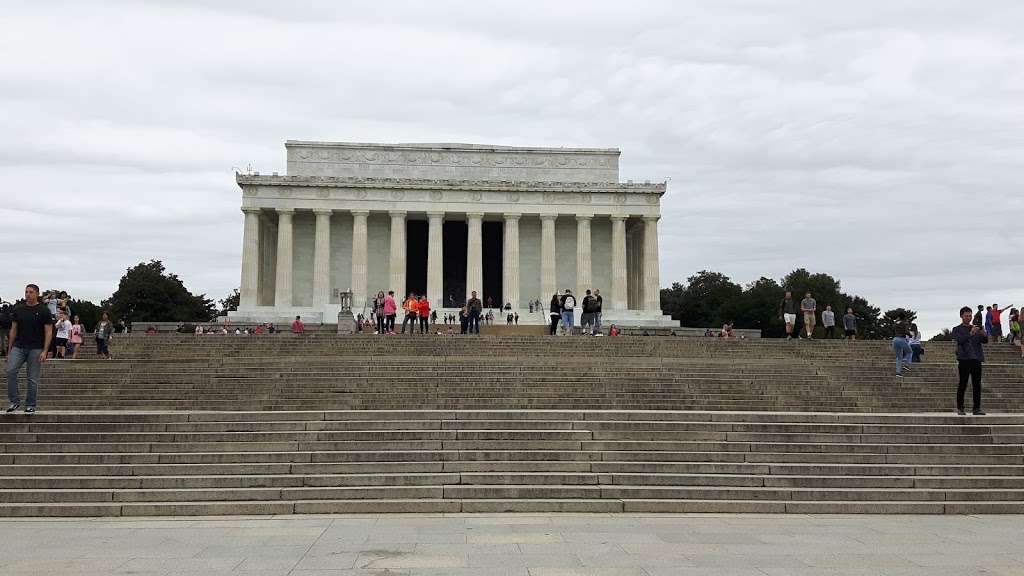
[779,291,858,340]
[547,288,604,336]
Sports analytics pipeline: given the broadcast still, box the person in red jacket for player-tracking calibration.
[417,296,431,334]
[290,315,305,334]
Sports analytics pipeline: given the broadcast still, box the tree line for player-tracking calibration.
[660,268,918,339]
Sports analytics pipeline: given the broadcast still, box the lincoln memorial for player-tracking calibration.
[230,141,674,326]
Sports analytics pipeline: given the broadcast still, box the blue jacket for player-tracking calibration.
[952,323,985,362]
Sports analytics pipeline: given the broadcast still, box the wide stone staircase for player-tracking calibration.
[2,335,1022,515]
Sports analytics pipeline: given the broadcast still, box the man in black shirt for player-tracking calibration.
[6,284,54,414]
[952,305,987,416]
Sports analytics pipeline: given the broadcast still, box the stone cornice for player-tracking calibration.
[236,174,666,195]
[285,140,620,155]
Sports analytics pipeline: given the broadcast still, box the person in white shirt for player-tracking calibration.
[908,323,925,363]
[821,305,837,339]
[53,311,72,359]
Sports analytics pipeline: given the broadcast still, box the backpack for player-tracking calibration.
[562,295,575,310]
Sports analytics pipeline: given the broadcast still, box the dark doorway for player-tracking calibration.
[442,221,467,307]
[405,220,428,297]
[482,221,503,308]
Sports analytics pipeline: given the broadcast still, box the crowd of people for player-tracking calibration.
[2,279,1019,417]
[778,291,859,340]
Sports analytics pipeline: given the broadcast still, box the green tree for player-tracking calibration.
[663,270,742,328]
[104,260,216,323]
[219,288,240,316]
[736,277,786,337]
[930,328,954,341]
[69,299,103,332]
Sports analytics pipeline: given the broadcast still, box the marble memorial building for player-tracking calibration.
[231,141,674,326]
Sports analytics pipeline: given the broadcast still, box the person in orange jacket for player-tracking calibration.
[417,296,431,334]
[401,293,419,334]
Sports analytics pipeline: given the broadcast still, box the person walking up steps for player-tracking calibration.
[800,292,817,339]
[6,284,54,414]
[779,291,797,340]
[891,313,913,378]
[953,306,986,415]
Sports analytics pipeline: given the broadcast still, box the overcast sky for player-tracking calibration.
[2,0,1022,336]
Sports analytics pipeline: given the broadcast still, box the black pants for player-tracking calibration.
[419,317,429,334]
[376,314,385,334]
[549,315,560,335]
[957,359,983,412]
[385,314,396,332]
[824,326,835,338]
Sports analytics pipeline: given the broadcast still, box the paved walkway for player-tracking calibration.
[1,514,1022,575]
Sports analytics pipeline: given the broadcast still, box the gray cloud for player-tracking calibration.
[2,0,1022,337]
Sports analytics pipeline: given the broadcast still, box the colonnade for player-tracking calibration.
[239,208,660,313]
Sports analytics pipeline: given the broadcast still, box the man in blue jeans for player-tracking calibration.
[6,284,54,415]
[891,313,913,378]
[560,289,577,333]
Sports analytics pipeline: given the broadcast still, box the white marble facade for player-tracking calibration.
[231,141,674,326]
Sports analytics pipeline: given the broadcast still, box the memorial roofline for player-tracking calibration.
[236,174,665,194]
[285,140,621,155]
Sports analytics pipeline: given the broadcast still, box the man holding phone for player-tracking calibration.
[952,306,987,416]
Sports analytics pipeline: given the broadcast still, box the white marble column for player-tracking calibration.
[642,216,661,312]
[610,215,627,311]
[466,213,484,298]
[274,208,294,307]
[427,212,444,306]
[350,210,369,310]
[239,207,260,309]
[540,214,557,300]
[502,213,520,309]
[389,210,407,297]
[575,214,592,298]
[312,209,332,308]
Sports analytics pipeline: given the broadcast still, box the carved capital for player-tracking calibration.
[313,209,333,217]
[276,208,295,215]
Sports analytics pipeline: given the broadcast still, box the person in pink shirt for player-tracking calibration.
[290,315,305,334]
[69,315,84,359]
[383,291,397,334]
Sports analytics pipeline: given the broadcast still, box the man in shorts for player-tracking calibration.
[800,291,817,339]
[779,291,797,340]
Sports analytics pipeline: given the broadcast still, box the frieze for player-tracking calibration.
[289,147,616,170]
